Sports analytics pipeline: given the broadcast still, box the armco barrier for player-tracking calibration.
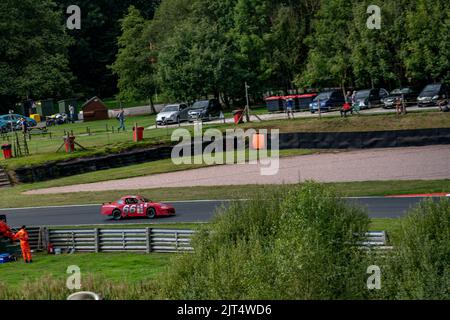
[46,227,195,253]
[16,226,389,253]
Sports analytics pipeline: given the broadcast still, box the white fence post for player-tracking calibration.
[94,228,99,253]
[145,227,150,254]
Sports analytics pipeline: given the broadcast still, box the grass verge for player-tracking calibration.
[0,252,171,288]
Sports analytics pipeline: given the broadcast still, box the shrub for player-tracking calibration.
[381,198,450,299]
[159,182,371,299]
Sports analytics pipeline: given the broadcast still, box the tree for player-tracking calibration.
[296,0,355,93]
[403,0,450,84]
[56,0,160,99]
[111,6,157,113]
[0,0,73,113]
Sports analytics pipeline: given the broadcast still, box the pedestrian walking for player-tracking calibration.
[68,104,75,124]
[13,226,32,263]
[117,108,126,131]
[286,98,295,119]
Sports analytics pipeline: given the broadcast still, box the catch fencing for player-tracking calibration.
[20,226,389,254]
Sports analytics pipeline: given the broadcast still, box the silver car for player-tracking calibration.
[156,103,190,125]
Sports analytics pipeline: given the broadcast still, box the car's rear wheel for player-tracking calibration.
[147,208,156,219]
[112,209,122,221]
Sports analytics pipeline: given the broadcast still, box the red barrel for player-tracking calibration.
[252,134,265,150]
[232,110,244,124]
[133,126,144,142]
[64,136,75,153]
[1,144,12,159]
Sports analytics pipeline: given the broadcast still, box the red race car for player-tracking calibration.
[101,195,175,220]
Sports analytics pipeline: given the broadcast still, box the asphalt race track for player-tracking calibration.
[0,197,440,227]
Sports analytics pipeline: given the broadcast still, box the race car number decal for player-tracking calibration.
[123,204,144,215]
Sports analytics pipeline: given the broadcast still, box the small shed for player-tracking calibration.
[265,96,285,112]
[38,99,56,117]
[283,94,318,111]
[81,96,109,121]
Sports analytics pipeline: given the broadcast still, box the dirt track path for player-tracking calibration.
[26,145,450,195]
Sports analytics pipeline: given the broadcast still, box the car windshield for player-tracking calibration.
[313,92,332,101]
[162,105,179,112]
[192,101,209,109]
[356,90,371,99]
[421,84,440,95]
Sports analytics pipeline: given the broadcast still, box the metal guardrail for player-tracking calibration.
[46,227,195,253]
[12,226,389,253]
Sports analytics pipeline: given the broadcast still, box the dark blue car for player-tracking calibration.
[309,90,346,113]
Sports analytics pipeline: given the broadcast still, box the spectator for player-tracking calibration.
[351,90,360,114]
[438,95,449,112]
[340,102,353,117]
[117,108,126,131]
[68,104,75,124]
[286,98,294,119]
[395,97,403,116]
[345,91,352,104]
[401,94,407,115]
[19,117,28,134]
[31,101,37,115]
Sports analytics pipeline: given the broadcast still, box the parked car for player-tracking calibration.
[417,83,448,107]
[353,88,389,109]
[309,90,345,113]
[0,114,37,131]
[156,103,190,125]
[188,99,222,122]
[0,120,9,133]
[101,195,176,221]
[383,87,418,108]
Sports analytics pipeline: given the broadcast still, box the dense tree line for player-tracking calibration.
[113,0,450,108]
[0,0,73,112]
[1,0,448,113]
[0,0,159,113]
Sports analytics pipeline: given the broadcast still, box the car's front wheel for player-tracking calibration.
[112,209,122,221]
[147,207,156,219]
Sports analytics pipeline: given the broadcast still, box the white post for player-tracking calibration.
[245,82,250,122]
